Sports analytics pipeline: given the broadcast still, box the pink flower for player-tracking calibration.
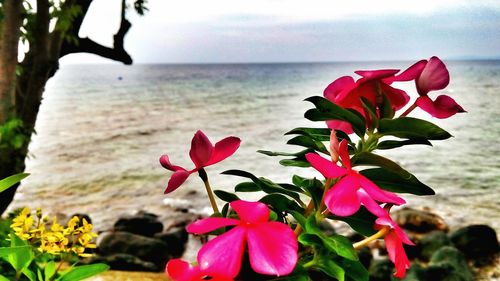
[394,56,465,118]
[305,139,405,217]
[166,258,234,281]
[324,69,411,134]
[186,200,298,278]
[375,216,414,279]
[160,130,240,193]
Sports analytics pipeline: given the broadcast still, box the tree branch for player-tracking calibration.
[59,0,133,64]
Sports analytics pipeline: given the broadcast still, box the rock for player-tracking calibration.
[402,263,427,281]
[393,207,448,233]
[428,246,473,281]
[369,259,394,281]
[450,225,500,259]
[88,253,158,272]
[98,231,170,270]
[357,246,373,269]
[154,227,189,258]
[114,211,163,237]
[418,230,452,261]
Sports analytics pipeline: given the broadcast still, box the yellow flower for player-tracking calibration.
[11,207,34,240]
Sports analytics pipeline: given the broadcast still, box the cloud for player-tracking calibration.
[65,1,500,63]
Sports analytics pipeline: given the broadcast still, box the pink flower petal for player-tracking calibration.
[379,83,410,110]
[305,153,347,178]
[416,95,465,119]
[357,190,386,218]
[166,259,201,281]
[189,130,214,168]
[186,218,240,234]
[198,226,247,278]
[416,56,450,96]
[325,176,361,217]
[355,69,400,81]
[384,231,411,278]
[247,222,298,276]
[326,120,354,135]
[338,139,351,169]
[159,155,185,171]
[357,174,406,205]
[392,224,414,246]
[389,59,427,82]
[230,200,270,224]
[165,170,191,194]
[206,136,241,166]
[323,76,356,102]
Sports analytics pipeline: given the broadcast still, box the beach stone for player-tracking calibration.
[402,263,427,281]
[89,253,158,272]
[393,207,448,233]
[357,246,373,268]
[368,259,394,281]
[154,226,189,258]
[427,246,473,281]
[450,225,500,259]
[418,230,452,261]
[114,211,163,237]
[98,231,169,270]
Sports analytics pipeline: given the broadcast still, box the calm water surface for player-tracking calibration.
[11,61,500,231]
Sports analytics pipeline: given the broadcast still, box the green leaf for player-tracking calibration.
[257,148,313,157]
[292,175,323,209]
[351,152,410,178]
[298,233,323,247]
[234,182,261,192]
[360,168,435,195]
[257,177,304,204]
[316,257,345,281]
[304,96,366,137]
[44,260,56,281]
[0,275,10,281]
[324,235,358,261]
[338,258,369,281]
[0,173,29,193]
[377,139,432,150]
[214,190,239,202]
[329,208,377,237]
[360,97,378,130]
[22,268,36,281]
[378,117,452,140]
[277,183,304,193]
[285,127,333,141]
[221,170,258,181]
[57,263,109,281]
[287,135,328,153]
[303,217,358,261]
[380,93,395,119]
[289,211,306,228]
[279,158,310,168]
[0,246,33,271]
[259,194,303,213]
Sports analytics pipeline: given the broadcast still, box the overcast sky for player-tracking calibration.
[61,0,500,64]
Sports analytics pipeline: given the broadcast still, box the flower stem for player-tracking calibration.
[198,168,220,214]
[353,226,390,249]
[399,101,418,117]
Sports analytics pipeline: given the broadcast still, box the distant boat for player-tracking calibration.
[118,76,123,80]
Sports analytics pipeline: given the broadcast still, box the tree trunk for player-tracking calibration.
[0,0,25,214]
[0,0,23,123]
[0,0,135,215]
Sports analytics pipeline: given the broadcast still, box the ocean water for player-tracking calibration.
[10,61,500,231]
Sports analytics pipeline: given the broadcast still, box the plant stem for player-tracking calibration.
[353,227,390,249]
[399,101,418,117]
[198,168,220,214]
